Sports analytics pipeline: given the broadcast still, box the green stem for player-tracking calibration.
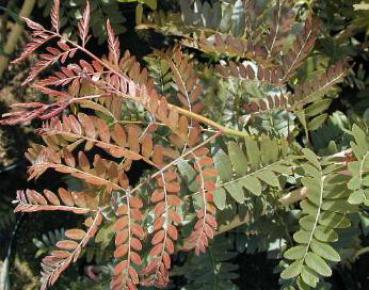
[173,105,249,138]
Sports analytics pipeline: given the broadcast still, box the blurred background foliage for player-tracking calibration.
[2,0,369,289]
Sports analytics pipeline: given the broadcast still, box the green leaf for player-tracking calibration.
[177,160,199,192]
[280,259,303,279]
[214,149,233,181]
[321,199,357,213]
[260,136,278,164]
[283,245,306,260]
[305,252,332,277]
[135,3,143,24]
[302,149,320,169]
[319,212,351,228]
[310,240,340,262]
[238,175,262,196]
[303,163,321,180]
[299,215,316,231]
[352,124,368,153]
[254,170,280,187]
[348,191,365,205]
[313,226,338,242]
[214,188,226,210]
[354,3,369,10]
[227,141,247,176]
[244,136,260,170]
[305,99,332,117]
[293,230,310,244]
[301,267,319,288]
[300,200,319,216]
[308,113,328,131]
[224,182,244,204]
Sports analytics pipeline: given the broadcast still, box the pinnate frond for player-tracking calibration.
[173,235,239,290]
[26,145,129,192]
[293,62,347,110]
[281,149,356,288]
[187,33,270,65]
[14,188,96,214]
[142,170,181,287]
[0,100,70,125]
[216,61,284,86]
[107,20,121,66]
[51,0,60,33]
[78,1,91,47]
[112,192,144,290]
[23,44,78,85]
[167,47,204,113]
[282,16,319,80]
[40,210,103,290]
[243,94,290,114]
[213,135,291,208]
[347,125,369,205]
[39,114,171,170]
[183,147,217,255]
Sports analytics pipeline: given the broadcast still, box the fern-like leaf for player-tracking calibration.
[14,188,96,214]
[78,1,91,47]
[51,0,60,33]
[112,192,144,290]
[183,147,218,255]
[142,170,181,287]
[213,135,291,207]
[40,210,102,290]
[281,149,356,288]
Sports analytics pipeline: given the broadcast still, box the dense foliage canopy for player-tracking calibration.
[2,1,369,290]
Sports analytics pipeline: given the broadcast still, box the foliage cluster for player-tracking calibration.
[3,0,369,290]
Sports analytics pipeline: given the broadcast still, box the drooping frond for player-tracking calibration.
[183,147,218,255]
[281,16,319,81]
[50,0,60,33]
[14,188,96,214]
[142,170,181,287]
[78,1,91,47]
[281,149,356,288]
[173,235,239,290]
[112,191,144,290]
[40,210,102,290]
[348,125,369,205]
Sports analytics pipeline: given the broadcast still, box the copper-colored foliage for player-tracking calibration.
[112,194,144,290]
[293,62,347,108]
[50,0,60,33]
[25,144,129,192]
[281,16,319,80]
[39,114,169,169]
[189,32,270,65]
[4,0,222,289]
[107,19,121,66]
[243,94,291,114]
[216,61,284,85]
[168,47,204,113]
[40,210,102,290]
[78,1,90,47]
[183,148,217,255]
[14,188,96,214]
[141,170,181,287]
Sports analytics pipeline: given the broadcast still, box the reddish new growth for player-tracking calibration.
[5,1,219,289]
